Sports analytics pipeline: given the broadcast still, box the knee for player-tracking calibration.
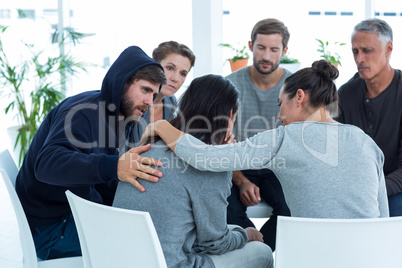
[271,200,290,216]
[247,241,274,268]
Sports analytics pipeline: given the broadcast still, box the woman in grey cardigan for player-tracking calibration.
[113,74,273,268]
[142,60,389,220]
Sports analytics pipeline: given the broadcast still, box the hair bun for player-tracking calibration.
[311,60,339,81]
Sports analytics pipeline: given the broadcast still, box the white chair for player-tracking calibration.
[246,200,273,218]
[0,149,83,268]
[275,215,402,268]
[0,149,19,187]
[65,190,167,268]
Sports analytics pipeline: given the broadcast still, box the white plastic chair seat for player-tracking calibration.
[37,256,83,267]
[275,215,402,268]
[246,200,273,218]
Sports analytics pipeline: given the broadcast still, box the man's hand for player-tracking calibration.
[117,144,163,192]
[245,227,264,242]
[239,180,261,207]
[232,171,261,207]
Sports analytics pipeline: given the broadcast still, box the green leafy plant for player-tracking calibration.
[219,43,249,63]
[316,39,346,67]
[280,54,299,64]
[0,10,92,165]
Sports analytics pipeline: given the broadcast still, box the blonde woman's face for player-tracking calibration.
[159,53,192,97]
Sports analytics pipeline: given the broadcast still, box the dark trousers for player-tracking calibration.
[33,213,81,260]
[389,191,402,216]
[227,169,290,251]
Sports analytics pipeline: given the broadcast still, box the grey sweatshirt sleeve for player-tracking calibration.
[190,172,248,255]
[378,170,390,217]
[175,128,285,172]
[377,153,390,217]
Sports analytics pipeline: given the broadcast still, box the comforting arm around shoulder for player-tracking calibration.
[174,129,284,172]
[151,120,185,152]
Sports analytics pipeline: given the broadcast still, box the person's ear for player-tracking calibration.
[248,41,253,52]
[282,46,289,58]
[385,41,393,58]
[296,89,305,107]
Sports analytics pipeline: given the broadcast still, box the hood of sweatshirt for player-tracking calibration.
[99,46,163,118]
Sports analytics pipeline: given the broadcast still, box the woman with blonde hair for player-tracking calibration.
[131,41,195,144]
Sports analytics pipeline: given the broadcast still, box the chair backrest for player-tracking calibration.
[275,216,402,268]
[65,190,167,268]
[0,149,19,188]
[0,149,84,268]
[0,168,39,268]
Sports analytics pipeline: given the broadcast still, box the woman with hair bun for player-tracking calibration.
[142,60,389,221]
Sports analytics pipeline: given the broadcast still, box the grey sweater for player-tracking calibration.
[113,141,247,268]
[175,122,389,218]
[226,67,292,141]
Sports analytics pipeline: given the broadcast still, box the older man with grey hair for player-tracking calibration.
[336,18,402,216]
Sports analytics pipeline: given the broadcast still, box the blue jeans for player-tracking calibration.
[388,192,402,216]
[33,213,81,260]
[227,169,290,251]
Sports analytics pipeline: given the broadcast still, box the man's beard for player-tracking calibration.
[120,92,147,125]
[253,57,280,75]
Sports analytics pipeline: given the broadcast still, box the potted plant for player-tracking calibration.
[279,54,301,73]
[316,39,346,68]
[219,43,250,72]
[0,10,91,165]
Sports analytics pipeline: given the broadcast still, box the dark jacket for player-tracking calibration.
[16,46,163,230]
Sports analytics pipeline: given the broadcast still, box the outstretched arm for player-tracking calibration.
[140,120,184,152]
[141,120,285,173]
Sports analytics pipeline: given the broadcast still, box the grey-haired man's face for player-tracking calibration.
[351,30,392,82]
